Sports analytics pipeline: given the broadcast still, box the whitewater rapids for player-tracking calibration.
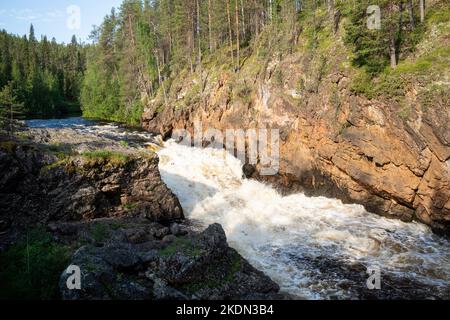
[26,118,449,299]
[158,140,450,299]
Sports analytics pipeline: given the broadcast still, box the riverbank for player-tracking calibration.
[0,126,281,300]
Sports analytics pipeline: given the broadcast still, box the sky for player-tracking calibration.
[0,0,123,44]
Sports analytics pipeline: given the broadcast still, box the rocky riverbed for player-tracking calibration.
[0,126,281,300]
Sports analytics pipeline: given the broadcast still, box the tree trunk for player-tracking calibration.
[327,0,334,19]
[208,0,213,52]
[407,0,415,29]
[154,51,168,107]
[226,0,235,67]
[269,0,273,22]
[190,9,195,74]
[388,2,398,69]
[390,38,397,69]
[10,104,13,137]
[420,0,425,23]
[327,0,339,33]
[235,0,241,71]
[196,0,203,92]
[241,0,246,38]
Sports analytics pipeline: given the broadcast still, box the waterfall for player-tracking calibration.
[158,140,450,299]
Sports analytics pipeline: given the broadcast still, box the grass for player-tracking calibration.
[350,43,450,101]
[184,83,202,106]
[396,46,450,75]
[123,203,139,211]
[15,131,30,140]
[347,2,450,102]
[119,141,129,148]
[91,224,110,243]
[158,238,201,258]
[233,81,253,105]
[0,228,72,300]
[40,159,68,175]
[0,140,17,153]
[109,221,125,231]
[47,143,75,160]
[81,150,130,166]
[418,83,450,112]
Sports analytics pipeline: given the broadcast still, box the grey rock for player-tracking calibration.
[154,227,170,239]
[60,223,282,300]
[162,235,177,243]
[170,223,188,236]
[242,164,256,178]
[140,250,159,264]
[99,244,142,271]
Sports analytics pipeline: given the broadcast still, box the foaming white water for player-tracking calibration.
[158,140,450,299]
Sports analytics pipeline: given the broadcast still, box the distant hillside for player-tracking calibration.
[0,26,86,118]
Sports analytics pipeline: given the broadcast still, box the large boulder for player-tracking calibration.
[59,223,282,300]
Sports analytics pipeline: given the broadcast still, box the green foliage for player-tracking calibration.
[119,140,129,147]
[418,83,450,112]
[159,238,201,258]
[427,2,450,24]
[233,81,253,105]
[350,69,405,99]
[123,202,139,211]
[0,140,18,153]
[273,69,284,86]
[342,0,435,74]
[0,228,72,300]
[92,224,110,243]
[0,82,24,133]
[181,250,242,294]
[79,3,153,125]
[342,0,389,74]
[40,159,68,175]
[0,27,85,118]
[1,0,446,122]
[350,44,450,100]
[81,150,130,166]
[397,102,412,120]
[184,83,202,106]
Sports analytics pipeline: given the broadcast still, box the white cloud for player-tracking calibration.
[6,8,64,23]
[46,9,64,19]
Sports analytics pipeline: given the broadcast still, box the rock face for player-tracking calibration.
[142,53,450,236]
[59,222,281,300]
[0,130,183,240]
[43,155,183,223]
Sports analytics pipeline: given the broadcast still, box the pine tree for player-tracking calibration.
[0,82,24,136]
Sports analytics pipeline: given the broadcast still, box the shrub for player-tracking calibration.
[0,228,72,300]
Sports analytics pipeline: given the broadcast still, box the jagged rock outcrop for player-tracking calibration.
[59,222,281,300]
[0,129,183,243]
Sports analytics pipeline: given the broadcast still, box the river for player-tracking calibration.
[27,117,450,299]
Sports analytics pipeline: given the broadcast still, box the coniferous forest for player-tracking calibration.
[2,0,443,125]
[79,0,444,125]
[0,25,85,119]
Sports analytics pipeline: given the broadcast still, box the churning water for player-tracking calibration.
[158,140,450,299]
[28,118,450,299]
